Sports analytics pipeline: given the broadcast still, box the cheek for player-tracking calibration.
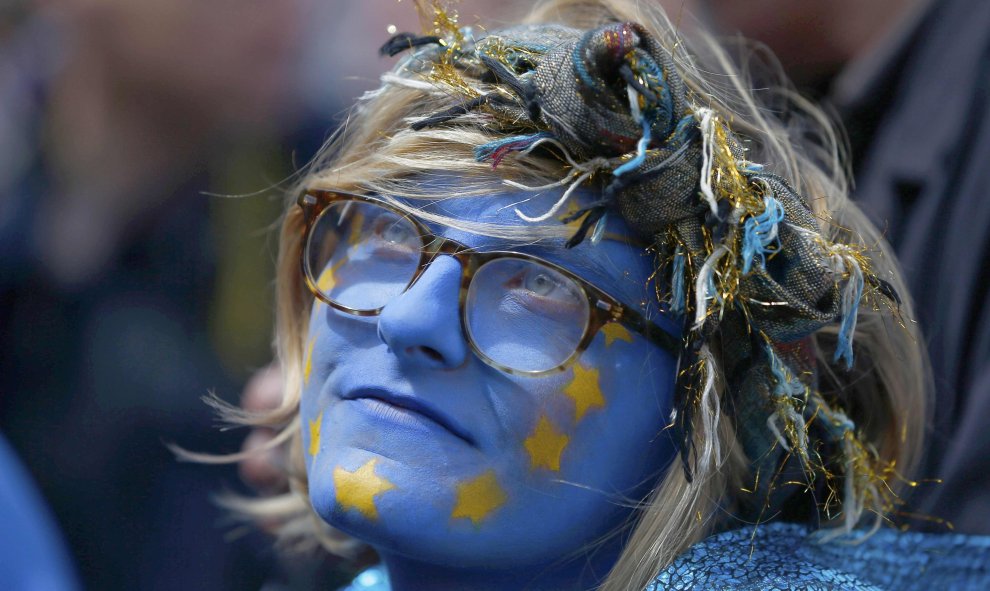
[303,303,377,383]
[555,333,677,491]
[492,329,676,490]
[299,303,379,448]
[452,334,677,560]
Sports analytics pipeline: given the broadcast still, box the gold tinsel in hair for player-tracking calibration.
[413,1,479,98]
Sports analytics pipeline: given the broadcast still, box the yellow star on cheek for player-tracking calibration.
[451,470,507,525]
[316,256,348,293]
[563,363,605,422]
[317,266,334,293]
[303,338,315,385]
[346,211,365,246]
[602,322,633,347]
[333,459,396,521]
[524,416,570,472]
[308,411,323,457]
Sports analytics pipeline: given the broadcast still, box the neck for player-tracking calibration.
[376,539,623,591]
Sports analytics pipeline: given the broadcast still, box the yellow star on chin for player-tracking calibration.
[524,415,570,472]
[333,459,396,521]
[451,470,507,525]
[563,363,605,422]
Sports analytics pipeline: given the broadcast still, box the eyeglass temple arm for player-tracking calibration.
[613,307,682,356]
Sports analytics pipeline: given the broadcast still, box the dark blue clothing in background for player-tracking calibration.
[0,18,275,591]
[837,0,990,532]
[0,433,79,591]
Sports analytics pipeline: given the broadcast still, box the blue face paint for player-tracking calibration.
[301,187,678,588]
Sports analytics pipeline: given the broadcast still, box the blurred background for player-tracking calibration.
[3,0,989,589]
[0,1,527,589]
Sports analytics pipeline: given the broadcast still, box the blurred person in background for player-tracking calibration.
[236,0,530,531]
[1,0,531,588]
[0,0,307,588]
[657,0,990,533]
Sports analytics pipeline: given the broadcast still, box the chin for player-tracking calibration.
[309,450,634,570]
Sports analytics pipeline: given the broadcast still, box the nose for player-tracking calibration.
[376,256,469,370]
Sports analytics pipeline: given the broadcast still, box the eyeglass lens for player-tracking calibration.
[306,200,422,310]
[306,199,592,373]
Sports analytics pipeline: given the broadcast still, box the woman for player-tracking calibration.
[214,0,990,589]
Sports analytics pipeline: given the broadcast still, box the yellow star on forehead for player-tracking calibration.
[451,470,507,525]
[333,459,396,521]
[303,337,315,385]
[524,415,570,472]
[558,196,583,228]
[563,363,605,422]
[307,411,323,457]
[602,322,634,347]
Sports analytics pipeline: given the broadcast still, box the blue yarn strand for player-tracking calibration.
[473,132,552,162]
[631,56,674,137]
[741,196,786,274]
[833,266,864,370]
[769,349,805,399]
[614,118,652,177]
[590,212,609,245]
[670,248,686,317]
[671,114,696,144]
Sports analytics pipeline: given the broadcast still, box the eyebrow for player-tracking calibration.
[476,236,654,310]
[397,199,652,307]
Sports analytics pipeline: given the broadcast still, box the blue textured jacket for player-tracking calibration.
[340,524,990,590]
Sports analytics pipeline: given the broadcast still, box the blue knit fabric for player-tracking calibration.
[649,523,990,590]
[342,524,990,590]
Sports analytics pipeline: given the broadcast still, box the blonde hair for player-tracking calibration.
[206,1,929,588]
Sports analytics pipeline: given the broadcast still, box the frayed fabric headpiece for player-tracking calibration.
[381,14,901,526]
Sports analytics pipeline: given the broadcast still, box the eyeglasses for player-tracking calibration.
[297,189,681,376]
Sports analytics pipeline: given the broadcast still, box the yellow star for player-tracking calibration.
[346,211,365,246]
[558,198,583,228]
[316,256,348,293]
[563,364,605,422]
[333,459,396,521]
[308,411,323,457]
[303,337,315,385]
[451,470,507,525]
[524,415,570,472]
[602,323,634,347]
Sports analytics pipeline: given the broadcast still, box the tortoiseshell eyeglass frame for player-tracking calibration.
[297,189,681,376]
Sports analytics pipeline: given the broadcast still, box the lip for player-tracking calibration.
[340,388,477,447]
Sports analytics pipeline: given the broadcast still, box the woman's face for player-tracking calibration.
[300,187,679,568]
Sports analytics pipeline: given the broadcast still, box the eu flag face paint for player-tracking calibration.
[300,187,678,570]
